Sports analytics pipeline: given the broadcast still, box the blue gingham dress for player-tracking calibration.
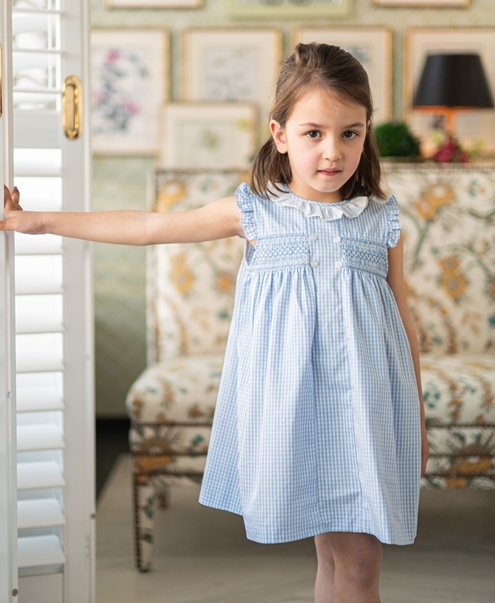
[199,182,421,546]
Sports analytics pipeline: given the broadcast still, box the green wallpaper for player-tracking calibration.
[91,0,495,416]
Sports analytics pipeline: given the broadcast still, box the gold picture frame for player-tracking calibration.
[229,0,350,19]
[374,0,468,6]
[104,0,203,7]
[181,28,282,140]
[157,102,257,169]
[91,28,170,155]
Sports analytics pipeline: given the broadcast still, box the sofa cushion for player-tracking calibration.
[421,353,495,489]
[126,353,224,424]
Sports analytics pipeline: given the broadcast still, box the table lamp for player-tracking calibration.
[413,53,494,134]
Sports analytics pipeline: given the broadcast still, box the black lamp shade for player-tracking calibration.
[413,53,495,109]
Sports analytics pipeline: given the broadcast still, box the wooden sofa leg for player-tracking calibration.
[132,473,156,572]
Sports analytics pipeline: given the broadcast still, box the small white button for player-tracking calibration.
[310,260,318,268]
[333,236,341,243]
[336,261,343,268]
[309,234,317,241]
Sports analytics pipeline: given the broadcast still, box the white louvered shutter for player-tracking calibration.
[5,0,94,601]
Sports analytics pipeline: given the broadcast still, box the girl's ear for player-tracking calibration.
[270,120,288,154]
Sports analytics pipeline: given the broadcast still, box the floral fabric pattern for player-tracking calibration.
[149,171,246,362]
[384,165,495,490]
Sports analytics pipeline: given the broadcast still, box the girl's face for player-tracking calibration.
[270,88,368,204]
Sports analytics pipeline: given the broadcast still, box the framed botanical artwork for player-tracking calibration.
[105,0,201,6]
[181,28,282,139]
[157,102,257,169]
[374,0,467,6]
[91,29,169,155]
[228,0,350,19]
[292,27,393,123]
[404,28,495,153]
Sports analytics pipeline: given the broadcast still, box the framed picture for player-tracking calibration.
[228,0,350,19]
[105,0,201,6]
[91,29,169,155]
[292,27,393,123]
[374,0,467,6]
[181,28,282,139]
[158,102,257,169]
[404,28,495,153]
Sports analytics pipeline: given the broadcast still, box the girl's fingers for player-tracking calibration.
[3,185,22,211]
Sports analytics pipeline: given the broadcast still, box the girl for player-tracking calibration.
[3,43,428,603]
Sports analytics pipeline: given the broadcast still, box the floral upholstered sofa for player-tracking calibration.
[383,164,495,489]
[127,165,495,571]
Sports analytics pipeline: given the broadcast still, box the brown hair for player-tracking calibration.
[251,42,385,200]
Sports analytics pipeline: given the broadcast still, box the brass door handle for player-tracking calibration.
[63,75,82,140]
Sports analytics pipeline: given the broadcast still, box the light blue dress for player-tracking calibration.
[199,183,421,546]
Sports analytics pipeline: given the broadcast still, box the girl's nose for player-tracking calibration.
[322,138,342,162]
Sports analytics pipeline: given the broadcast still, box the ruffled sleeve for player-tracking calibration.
[235,182,257,240]
[385,195,401,248]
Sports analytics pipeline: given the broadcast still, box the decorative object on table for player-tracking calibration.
[228,0,350,19]
[374,0,468,7]
[404,28,495,154]
[104,0,202,7]
[374,121,421,159]
[383,163,495,490]
[126,169,246,571]
[291,27,392,123]
[91,29,169,155]
[181,28,281,138]
[157,102,257,169]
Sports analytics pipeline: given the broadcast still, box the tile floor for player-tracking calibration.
[96,455,495,603]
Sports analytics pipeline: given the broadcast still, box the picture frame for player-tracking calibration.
[181,28,282,139]
[91,29,169,155]
[374,0,467,7]
[228,0,350,19]
[404,28,495,153]
[104,0,202,7]
[158,102,257,169]
[291,27,393,123]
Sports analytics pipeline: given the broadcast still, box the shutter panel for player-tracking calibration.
[12,0,94,599]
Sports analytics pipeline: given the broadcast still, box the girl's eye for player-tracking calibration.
[343,131,358,140]
[306,130,321,139]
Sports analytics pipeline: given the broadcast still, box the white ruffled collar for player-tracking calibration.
[267,185,368,221]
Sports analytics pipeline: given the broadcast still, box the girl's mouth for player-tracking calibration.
[318,169,341,176]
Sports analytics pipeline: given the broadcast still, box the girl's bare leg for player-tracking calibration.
[314,532,382,603]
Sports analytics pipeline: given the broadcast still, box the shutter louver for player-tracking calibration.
[13,0,87,592]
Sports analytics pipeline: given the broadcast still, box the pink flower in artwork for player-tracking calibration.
[107,50,120,62]
[122,100,140,115]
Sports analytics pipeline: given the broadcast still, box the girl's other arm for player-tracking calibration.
[2,186,243,245]
[387,235,429,477]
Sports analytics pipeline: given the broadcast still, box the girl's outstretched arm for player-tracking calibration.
[2,186,243,245]
[387,235,429,477]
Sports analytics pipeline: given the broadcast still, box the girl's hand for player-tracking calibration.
[2,186,45,235]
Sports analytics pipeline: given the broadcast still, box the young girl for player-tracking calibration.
[3,43,428,603]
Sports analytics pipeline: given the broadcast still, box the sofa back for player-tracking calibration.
[148,170,246,363]
[384,165,495,355]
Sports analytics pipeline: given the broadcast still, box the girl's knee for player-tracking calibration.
[342,537,382,586]
[326,533,382,587]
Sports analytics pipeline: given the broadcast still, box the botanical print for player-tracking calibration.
[340,45,372,76]
[204,49,258,101]
[91,30,167,154]
[159,105,256,169]
[91,48,151,136]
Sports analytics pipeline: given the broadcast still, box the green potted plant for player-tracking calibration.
[374,121,421,160]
